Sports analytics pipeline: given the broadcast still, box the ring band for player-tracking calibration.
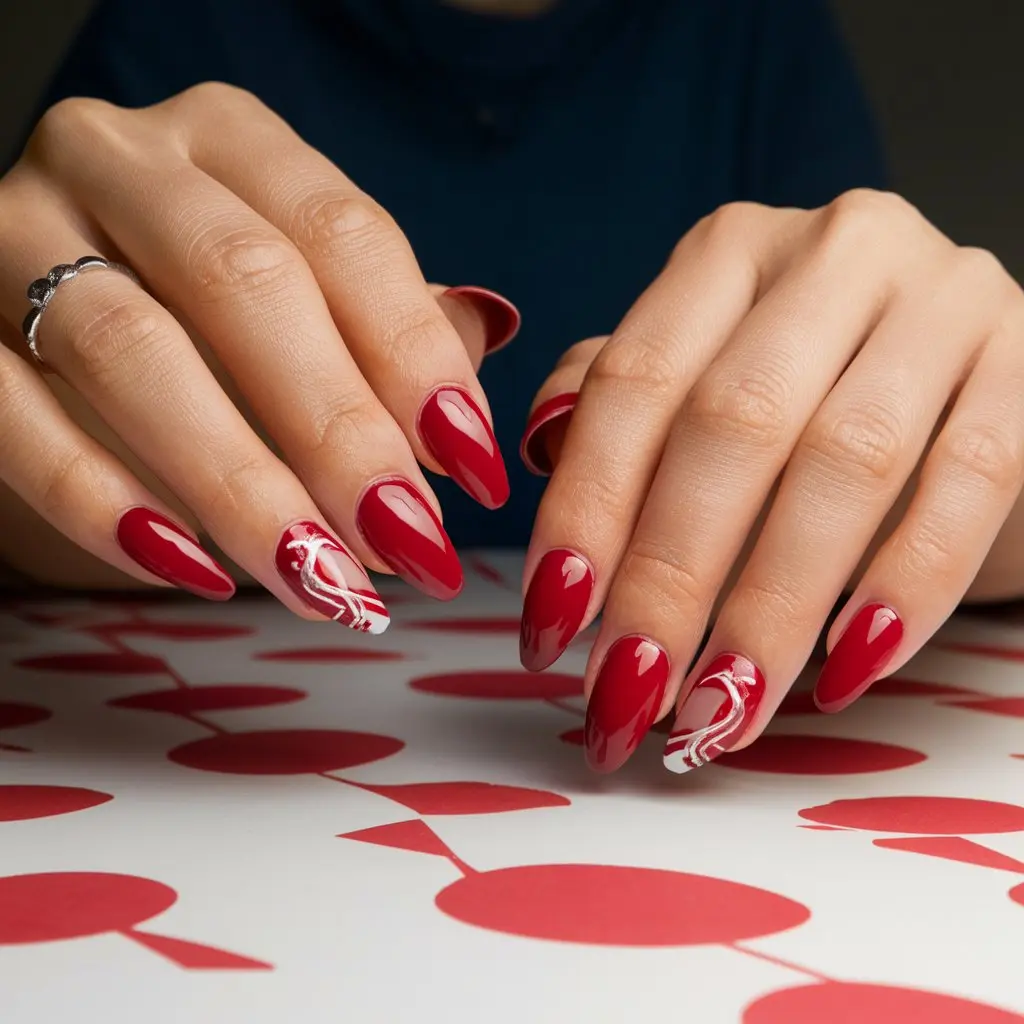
[22,255,141,366]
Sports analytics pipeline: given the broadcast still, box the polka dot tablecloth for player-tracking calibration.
[1,553,1023,1022]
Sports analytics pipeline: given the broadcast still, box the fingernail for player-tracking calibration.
[585,635,670,773]
[444,286,521,354]
[814,603,903,713]
[520,393,576,476]
[356,477,463,601]
[116,507,235,601]
[663,653,765,773]
[418,386,509,509]
[520,548,593,671]
[275,521,389,633]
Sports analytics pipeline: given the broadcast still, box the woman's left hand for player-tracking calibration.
[517,189,1024,774]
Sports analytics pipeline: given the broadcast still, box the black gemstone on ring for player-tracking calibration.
[26,278,52,306]
[74,255,106,270]
[22,307,41,339]
[46,264,74,286]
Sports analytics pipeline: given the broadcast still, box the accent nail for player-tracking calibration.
[115,507,235,601]
[585,635,670,773]
[814,603,903,713]
[275,521,389,633]
[520,548,593,671]
[417,386,509,509]
[444,286,521,354]
[356,478,463,601]
[520,393,577,477]
[663,653,765,773]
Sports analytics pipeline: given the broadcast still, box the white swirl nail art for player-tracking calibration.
[663,655,764,774]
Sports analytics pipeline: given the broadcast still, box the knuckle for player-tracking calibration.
[64,300,169,383]
[308,393,383,462]
[800,400,906,483]
[585,339,680,402]
[39,447,93,519]
[938,422,1024,493]
[686,364,793,448]
[29,96,118,161]
[821,188,919,250]
[897,516,958,584]
[737,574,804,628]
[205,454,268,520]
[291,194,393,258]
[955,245,1006,283]
[619,539,708,617]
[190,227,302,301]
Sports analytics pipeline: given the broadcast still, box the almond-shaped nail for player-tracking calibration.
[520,548,593,671]
[585,635,669,773]
[520,393,577,477]
[275,521,389,633]
[116,507,235,601]
[356,478,463,601]
[444,286,521,354]
[814,603,903,713]
[663,653,765,773]
[418,386,509,509]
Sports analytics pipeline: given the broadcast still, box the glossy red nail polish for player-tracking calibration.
[663,653,765,773]
[444,286,521,354]
[814,603,903,713]
[520,393,577,477]
[275,521,389,633]
[585,636,669,773]
[116,507,235,601]
[356,478,463,601]
[520,548,593,671]
[417,386,509,509]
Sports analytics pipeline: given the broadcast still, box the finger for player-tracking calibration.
[433,285,521,367]
[661,246,996,772]
[520,206,807,679]
[181,85,509,507]
[585,198,948,773]
[0,193,390,630]
[813,303,1024,713]
[518,337,605,480]
[0,318,234,598]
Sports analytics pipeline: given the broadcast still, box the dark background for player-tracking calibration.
[1,2,1022,277]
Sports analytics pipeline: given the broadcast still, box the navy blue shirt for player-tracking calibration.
[37,0,886,546]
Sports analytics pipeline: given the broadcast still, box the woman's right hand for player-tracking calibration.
[0,83,519,629]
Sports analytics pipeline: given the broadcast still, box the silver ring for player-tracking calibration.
[21,255,141,366]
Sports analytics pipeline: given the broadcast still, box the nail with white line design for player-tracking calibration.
[275,521,389,634]
[663,653,765,773]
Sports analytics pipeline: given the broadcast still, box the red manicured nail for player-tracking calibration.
[520,548,593,671]
[275,521,389,633]
[356,478,463,601]
[814,603,903,713]
[116,507,235,601]
[663,653,765,773]
[520,393,577,477]
[444,286,521,354]
[585,636,669,773]
[418,386,509,509]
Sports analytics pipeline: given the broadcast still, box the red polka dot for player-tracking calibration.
[0,702,51,730]
[799,796,1024,834]
[0,872,175,943]
[719,736,927,775]
[873,836,1024,873]
[357,781,570,815]
[410,670,582,700]
[109,685,306,715]
[943,698,1024,719]
[15,652,166,674]
[168,729,404,775]
[436,865,809,946]
[559,728,585,746]
[0,785,113,822]
[410,618,523,634]
[88,623,254,640]
[254,647,406,663]
[1010,882,1024,907]
[743,982,1023,1023]
[342,820,455,857]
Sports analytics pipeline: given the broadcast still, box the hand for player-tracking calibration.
[0,84,519,623]
[519,189,1024,772]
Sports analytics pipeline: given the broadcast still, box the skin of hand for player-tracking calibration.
[518,190,1024,774]
[0,84,520,620]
